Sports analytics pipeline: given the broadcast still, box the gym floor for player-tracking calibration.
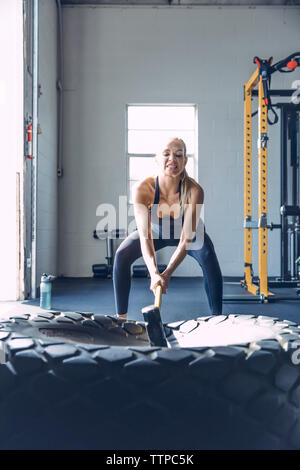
[0,276,299,324]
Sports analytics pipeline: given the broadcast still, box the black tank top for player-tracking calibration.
[149,176,184,239]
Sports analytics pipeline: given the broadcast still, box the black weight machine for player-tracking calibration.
[261,99,300,289]
[92,229,167,279]
[92,228,125,279]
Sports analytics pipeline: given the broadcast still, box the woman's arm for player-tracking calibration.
[133,182,160,279]
[162,185,204,278]
[133,182,169,293]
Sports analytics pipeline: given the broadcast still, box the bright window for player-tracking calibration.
[126,105,198,203]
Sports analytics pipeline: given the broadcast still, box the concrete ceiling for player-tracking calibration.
[60,0,300,5]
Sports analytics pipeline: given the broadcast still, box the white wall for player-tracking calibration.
[0,0,23,300]
[60,5,300,277]
[37,0,58,283]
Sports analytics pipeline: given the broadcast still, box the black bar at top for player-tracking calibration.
[252,89,297,97]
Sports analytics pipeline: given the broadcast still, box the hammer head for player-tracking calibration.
[142,304,161,323]
[141,304,168,347]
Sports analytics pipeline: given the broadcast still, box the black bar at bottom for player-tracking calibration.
[268,296,300,302]
[268,280,300,288]
[223,295,263,303]
[223,294,300,303]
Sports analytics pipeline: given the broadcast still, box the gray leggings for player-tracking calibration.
[113,229,223,315]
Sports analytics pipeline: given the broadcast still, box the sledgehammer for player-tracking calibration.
[142,285,169,348]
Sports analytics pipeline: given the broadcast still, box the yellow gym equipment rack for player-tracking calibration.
[224,53,300,303]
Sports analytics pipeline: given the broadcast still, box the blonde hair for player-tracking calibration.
[180,166,192,211]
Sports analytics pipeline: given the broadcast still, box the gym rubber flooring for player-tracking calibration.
[0,276,299,323]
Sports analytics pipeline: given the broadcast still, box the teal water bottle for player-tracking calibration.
[40,273,56,309]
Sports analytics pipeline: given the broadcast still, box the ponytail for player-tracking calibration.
[180,167,192,211]
[177,138,191,210]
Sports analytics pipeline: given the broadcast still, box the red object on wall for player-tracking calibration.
[27,124,32,159]
[287,60,298,70]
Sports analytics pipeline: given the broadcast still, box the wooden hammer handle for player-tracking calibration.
[154,285,162,310]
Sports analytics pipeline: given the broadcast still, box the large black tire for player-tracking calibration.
[0,311,300,450]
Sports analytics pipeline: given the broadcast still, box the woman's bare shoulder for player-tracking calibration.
[133,176,156,205]
[188,177,204,193]
[188,177,204,202]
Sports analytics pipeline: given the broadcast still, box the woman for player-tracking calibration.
[113,137,223,318]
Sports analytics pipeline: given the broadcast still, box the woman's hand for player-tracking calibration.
[160,270,171,292]
[150,273,164,294]
[150,271,171,294]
